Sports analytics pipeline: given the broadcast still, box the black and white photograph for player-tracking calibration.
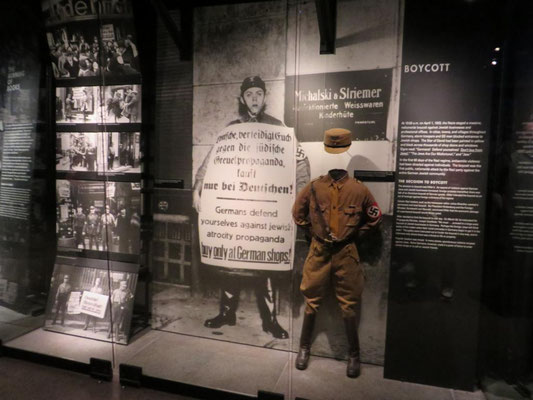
[102,84,141,123]
[55,84,141,124]
[150,0,400,367]
[45,20,140,81]
[56,132,141,175]
[55,86,100,123]
[56,179,141,255]
[43,257,138,344]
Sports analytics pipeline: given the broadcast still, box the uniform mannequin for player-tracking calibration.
[292,128,382,378]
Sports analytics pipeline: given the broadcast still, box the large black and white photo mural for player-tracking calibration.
[151,0,401,365]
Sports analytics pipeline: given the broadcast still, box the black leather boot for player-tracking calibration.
[262,315,289,339]
[204,289,237,328]
[344,316,361,378]
[257,277,288,339]
[296,312,315,370]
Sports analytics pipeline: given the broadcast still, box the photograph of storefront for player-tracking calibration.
[56,179,141,255]
[55,85,141,124]
[56,131,140,174]
[43,257,138,344]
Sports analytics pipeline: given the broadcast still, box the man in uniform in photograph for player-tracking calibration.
[55,95,63,120]
[129,211,140,253]
[85,143,96,171]
[83,277,104,332]
[193,75,310,339]
[100,205,116,251]
[123,88,138,123]
[52,274,72,326]
[72,135,86,168]
[107,141,116,171]
[64,92,74,121]
[292,128,382,378]
[80,88,90,121]
[107,91,123,122]
[123,35,139,71]
[116,208,130,253]
[108,280,134,341]
[73,206,86,249]
[84,205,100,250]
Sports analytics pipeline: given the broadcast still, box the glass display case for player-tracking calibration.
[1,1,532,399]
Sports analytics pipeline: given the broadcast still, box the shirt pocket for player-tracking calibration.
[344,205,362,227]
[311,203,328,225]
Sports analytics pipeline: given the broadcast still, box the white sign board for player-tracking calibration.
[80,291,109,319]
[67,291,82,314]
[100,24,115,42]
[199,123,296,271]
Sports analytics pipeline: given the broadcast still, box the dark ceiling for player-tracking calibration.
[163,0,280,10]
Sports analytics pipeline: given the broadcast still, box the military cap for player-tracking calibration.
[324,128,352,154]
[240,76,266,95]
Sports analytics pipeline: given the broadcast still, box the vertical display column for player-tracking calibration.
[40,0,144,344]
[385,0,498,390]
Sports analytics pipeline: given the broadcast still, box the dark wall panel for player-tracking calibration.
[385,0,500,390]
[154,11,193,187]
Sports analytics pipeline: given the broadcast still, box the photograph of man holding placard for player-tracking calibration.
[192,75,310,339]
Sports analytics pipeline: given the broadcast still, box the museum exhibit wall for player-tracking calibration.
[477,0,533,384]
[148,0,401,367]
[0,1,56,341]
[1,0,533,398]
[149,0,531,392]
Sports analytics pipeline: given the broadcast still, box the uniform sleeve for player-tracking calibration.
[292,182,312,228]
[359,185,382,235]
[193,145,214,194]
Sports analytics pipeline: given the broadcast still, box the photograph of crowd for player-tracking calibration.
[56,180,141,255]
[56,132,141,174]
[56,85,141,124]
[44,258,138,344]
[46,21,140,79]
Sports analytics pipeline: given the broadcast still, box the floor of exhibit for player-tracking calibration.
[1,327,501,400]
[0,357,196,400]
[0,307,44,343]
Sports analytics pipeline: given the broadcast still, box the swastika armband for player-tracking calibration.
[366,203,381,219]
[296,144,307,161]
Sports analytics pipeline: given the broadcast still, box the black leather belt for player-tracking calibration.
[313,234,355,248]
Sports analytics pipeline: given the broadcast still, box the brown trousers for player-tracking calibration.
[300,238,364,318]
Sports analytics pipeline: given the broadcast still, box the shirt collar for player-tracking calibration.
[326,169,349,188]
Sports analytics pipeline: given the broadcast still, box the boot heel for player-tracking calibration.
[295,347,310,370]
[347,355,361,378]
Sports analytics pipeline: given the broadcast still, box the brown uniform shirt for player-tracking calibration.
[292,171,382,242]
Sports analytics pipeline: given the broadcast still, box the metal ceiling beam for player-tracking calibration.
[315,0,337,54]
[150,0,192,60]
